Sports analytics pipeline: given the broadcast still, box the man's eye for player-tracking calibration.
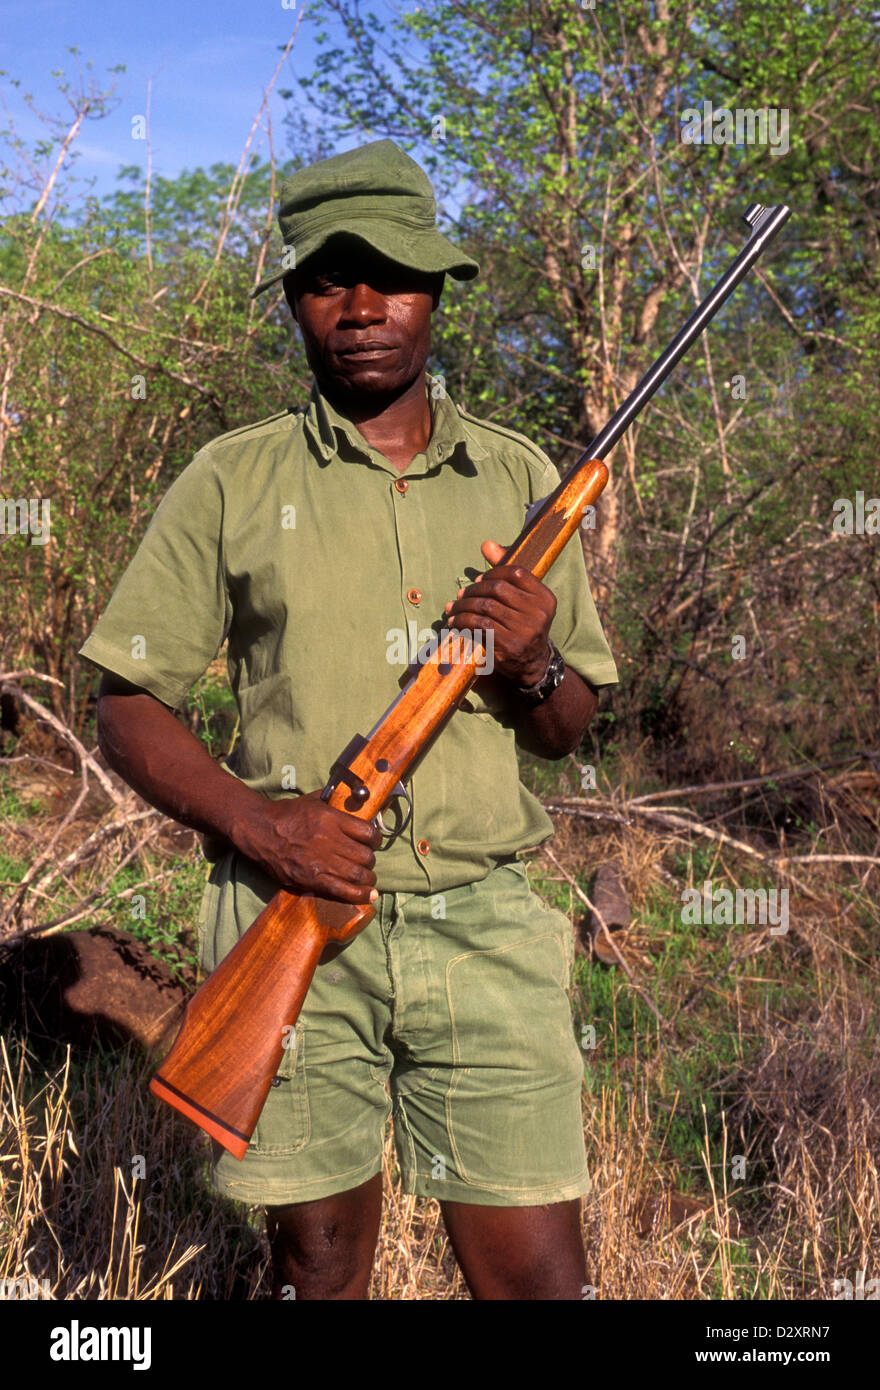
[303,272,342,294]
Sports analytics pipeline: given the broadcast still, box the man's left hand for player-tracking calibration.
[444,540,556,688]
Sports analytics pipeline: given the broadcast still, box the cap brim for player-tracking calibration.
[250,224,479,298]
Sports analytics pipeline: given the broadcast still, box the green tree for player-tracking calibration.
[281,0,879,772]
[0,65,310,724]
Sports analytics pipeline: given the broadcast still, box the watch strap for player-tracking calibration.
[515,642,565,705]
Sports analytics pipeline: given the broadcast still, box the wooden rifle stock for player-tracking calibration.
[152,202,791,1156]
[150,894,374,1159]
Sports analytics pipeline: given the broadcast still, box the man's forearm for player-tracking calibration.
[510,663,598,759]
[96,678,268,850]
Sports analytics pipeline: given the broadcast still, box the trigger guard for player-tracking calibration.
[371,781,413,847]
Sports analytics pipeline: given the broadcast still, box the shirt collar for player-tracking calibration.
[301,371,487,474]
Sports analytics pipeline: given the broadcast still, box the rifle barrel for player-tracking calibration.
[578,203,791,468]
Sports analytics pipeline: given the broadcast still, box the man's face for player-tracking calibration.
[285,237,442,404]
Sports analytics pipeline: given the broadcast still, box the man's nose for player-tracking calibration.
[339,282,386,322]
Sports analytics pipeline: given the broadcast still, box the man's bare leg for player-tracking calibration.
[440,1198,587,1300]
[266,1172,383,1300]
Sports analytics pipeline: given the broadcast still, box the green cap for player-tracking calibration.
[250,138,479,297]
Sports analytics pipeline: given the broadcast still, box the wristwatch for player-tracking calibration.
[515,642,566,705]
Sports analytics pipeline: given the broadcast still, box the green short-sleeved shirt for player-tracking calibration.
[79,373,618,893]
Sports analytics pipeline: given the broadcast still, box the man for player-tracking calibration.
[81,139,618,1300]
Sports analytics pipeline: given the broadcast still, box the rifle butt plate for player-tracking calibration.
[149,1074,250,1160]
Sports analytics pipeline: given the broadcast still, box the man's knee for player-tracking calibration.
[440,1198,586,1299]
[266,1172,382,1299]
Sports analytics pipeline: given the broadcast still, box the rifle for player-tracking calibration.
[151,202,791,1158]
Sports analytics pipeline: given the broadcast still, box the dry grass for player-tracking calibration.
[0,1031,467,1300]
[2,861,877,1302]
[727,994,880,1295]
[1,735,879,1300]
[0,1033,732,1301]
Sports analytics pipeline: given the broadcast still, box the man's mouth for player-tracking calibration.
[336,342,397,360]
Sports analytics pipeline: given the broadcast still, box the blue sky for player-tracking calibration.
[0,0,374,204]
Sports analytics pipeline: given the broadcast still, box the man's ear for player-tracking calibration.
[431,272,445,311]
[282,273,298,321]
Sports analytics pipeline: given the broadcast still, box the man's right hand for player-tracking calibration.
[235,788,381,905]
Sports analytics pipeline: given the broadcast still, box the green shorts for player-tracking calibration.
[201,856,589,1207]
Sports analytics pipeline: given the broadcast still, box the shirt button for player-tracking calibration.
[417,839,431,856]
[394,478,408,493]
[407,587,422,605]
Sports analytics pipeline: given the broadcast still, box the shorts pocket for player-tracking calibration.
[248,1024,311,1156]
[495,860,572,979]
[444,929,585,1190]
[498,858,529,881]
